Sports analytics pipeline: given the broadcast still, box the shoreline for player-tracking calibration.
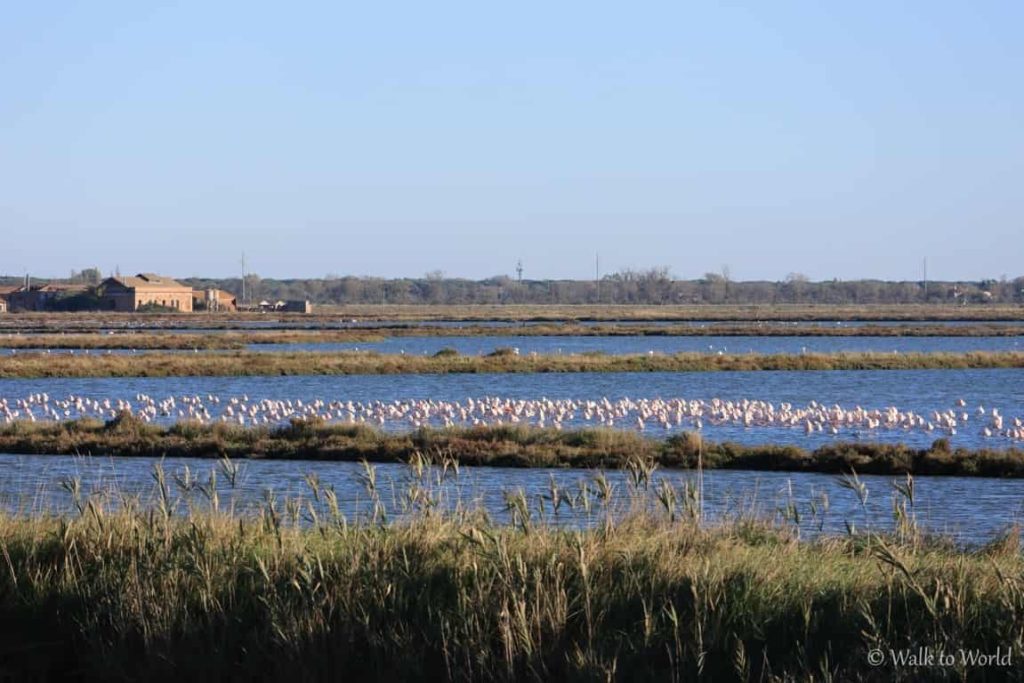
[3,419,1023,478]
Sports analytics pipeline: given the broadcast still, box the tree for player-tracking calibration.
[784,273,809,303]
[424,271,447,304]
[702,272,727,304]
[69,268,102,285]
[242,273,262,304]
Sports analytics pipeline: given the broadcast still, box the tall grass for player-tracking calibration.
[0,459,1020,681]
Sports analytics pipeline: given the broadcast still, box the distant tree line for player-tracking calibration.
[182,269,1024,306]
[3,269,1023,307]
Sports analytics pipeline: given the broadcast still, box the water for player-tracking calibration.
[1,453,1021,543]
[2,369,1022,449]
[6,333,1023,355]
[245,334,1024,355]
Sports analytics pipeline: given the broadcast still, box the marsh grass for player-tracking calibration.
[2,349,1024,378]
[0,330,388,350]
[5,303,1024,327]
[3,418,1024,478]
[0,455,1021,681]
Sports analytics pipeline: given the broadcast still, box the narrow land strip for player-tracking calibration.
[3,418,1021,477]
[2,349,1023,377]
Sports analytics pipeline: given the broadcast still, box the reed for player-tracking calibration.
[0,462,1020,681]
[3,418,1024,477]
[2,349,1024,378]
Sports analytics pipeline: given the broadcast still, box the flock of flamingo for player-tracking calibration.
[2,392,1023,444]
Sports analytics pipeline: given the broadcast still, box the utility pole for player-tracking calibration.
[516,259,523,284]
[241,252,247,308]
[922,257,928,302]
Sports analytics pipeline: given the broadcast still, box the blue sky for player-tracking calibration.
[1,2,1021,281]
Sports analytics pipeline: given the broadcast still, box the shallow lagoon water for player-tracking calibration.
[2,453,1022,543]
[2,368,1022,449]
[247,334,1024,355]
[4,333,1024,356]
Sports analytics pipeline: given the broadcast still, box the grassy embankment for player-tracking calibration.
[0,330,387,350]
[317,302,1024,322]
[4,323,1024,349]
[1,349,1023,378]
[375,322,1024,337]
[0,460,1021,681]
[2,303,1024,329]
[3,417,1024,477]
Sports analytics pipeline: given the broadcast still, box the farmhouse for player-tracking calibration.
[5,283,89,312]
[99,273,194,312]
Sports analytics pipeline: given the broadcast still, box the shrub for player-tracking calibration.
[103,410,147,435]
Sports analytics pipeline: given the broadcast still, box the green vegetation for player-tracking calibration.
[177,271,1024,306]
[1,349,1023,378]
[3,417,1024,477]
[0,461,1021,681]
[10,269,1024,306]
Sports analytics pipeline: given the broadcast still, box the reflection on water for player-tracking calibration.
[2,453,1022,544]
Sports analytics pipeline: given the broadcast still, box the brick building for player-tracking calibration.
[5,283,89,311]
[99,273,194,312]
